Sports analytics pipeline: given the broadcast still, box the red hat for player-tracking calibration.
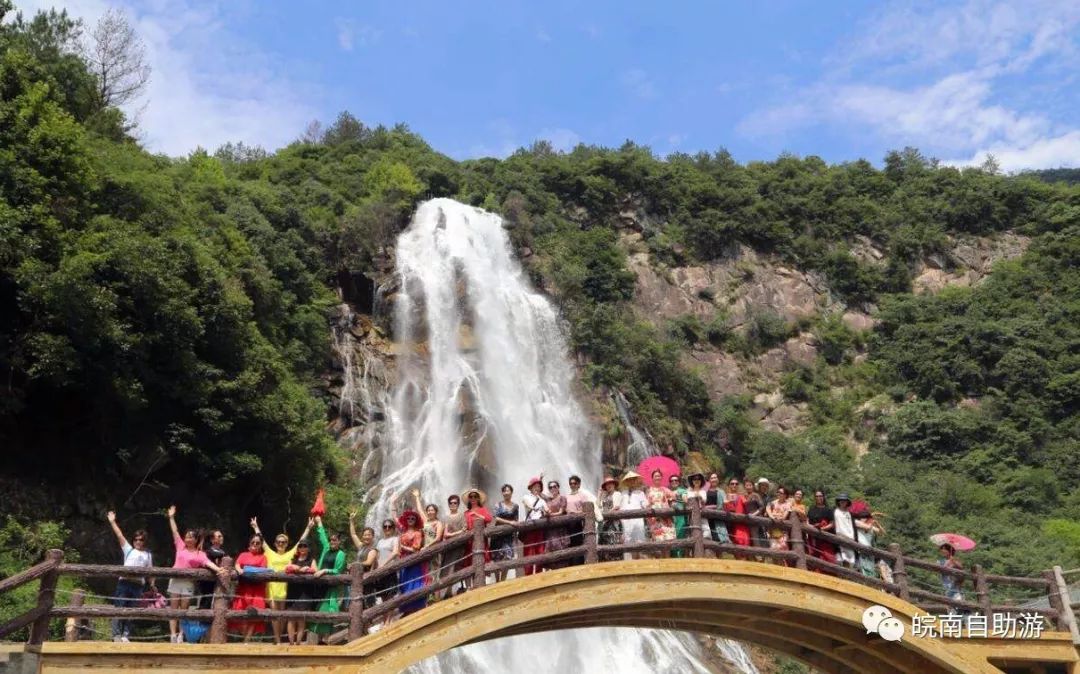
[527,476,543,490]
[600,476,618,488]
[397,510,422,530]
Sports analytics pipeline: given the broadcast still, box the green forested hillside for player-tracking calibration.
[2,0,1078,600]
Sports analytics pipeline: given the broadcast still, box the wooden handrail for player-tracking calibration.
[0,555,63,594]
[2,508,1071,643]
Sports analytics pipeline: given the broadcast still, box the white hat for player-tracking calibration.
[756,477,771,485]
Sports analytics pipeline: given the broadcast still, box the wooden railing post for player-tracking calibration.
[209,556,234,644]
[1050,566,1079,640]
[583,503,598,564]
[348,562,365,640]
[888,543,910,601]
[974,565,991,617]
[788,513,806,570]
[63,589,84,642]
[472,520,486,588]
[689,497,705,559]
[27,549,63,645]
[1044,568,1071,633]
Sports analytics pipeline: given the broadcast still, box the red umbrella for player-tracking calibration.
[930,533,976,551]
[637,456,680,485]
[850,499,871,516]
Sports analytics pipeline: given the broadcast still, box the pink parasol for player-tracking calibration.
[930,533,976,552]
[637,456,681,485]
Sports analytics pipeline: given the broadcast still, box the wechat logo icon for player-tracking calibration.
[862,605,904,642]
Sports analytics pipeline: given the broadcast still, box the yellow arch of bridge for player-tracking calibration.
[30,559,1080,674]
[343,559,1073,674]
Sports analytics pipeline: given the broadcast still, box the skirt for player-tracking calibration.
[167,578,194,597]
[399,564,427,616]
[623,518,646,544]
[228,584,267,633]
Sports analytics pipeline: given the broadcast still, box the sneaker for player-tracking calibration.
[113,636,123,642]
[120,636,130,643]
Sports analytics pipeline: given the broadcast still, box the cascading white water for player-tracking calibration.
[613,390,658,465]
[368,198,756,673]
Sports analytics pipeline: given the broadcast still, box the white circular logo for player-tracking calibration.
[862,605,903,641]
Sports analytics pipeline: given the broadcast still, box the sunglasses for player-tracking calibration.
[449,500,460,505]
[275,540,288,545]
[548,484,558,488]
[382,525,394,529]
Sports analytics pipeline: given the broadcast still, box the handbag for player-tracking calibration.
[139,588,167,609]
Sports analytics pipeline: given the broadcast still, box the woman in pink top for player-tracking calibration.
[166,505,224,643]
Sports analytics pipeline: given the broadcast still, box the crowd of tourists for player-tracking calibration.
[104,468,965,644]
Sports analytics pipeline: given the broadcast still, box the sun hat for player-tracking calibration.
[397,510,422,530]
[461,487,487,505]
[756,477,771,485]
[835,493,852,505]
[527,475,543,490]
[686,472,706,485]
[600,475,619,488]
[619,470,643,490]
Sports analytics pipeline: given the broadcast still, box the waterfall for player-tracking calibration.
[613,390,657,464]
[367,198,756,673]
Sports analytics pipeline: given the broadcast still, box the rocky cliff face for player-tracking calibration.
[327,220,1030,492]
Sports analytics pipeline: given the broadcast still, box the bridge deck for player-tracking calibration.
[5,560,1077,674]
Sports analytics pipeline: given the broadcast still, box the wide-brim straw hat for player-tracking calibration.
[462,487,487,505]
[619,470,643,490]
[600,475,619,489]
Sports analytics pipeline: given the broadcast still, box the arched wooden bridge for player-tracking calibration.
[2,502,1078,673]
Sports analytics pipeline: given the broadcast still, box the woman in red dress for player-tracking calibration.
[229,534,268,642]
[461,488,493,588]
[723,478,752,549]
[806,490,837,569]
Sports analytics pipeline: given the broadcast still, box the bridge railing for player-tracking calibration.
[0,497,1072,645]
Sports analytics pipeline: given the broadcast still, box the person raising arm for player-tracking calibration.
[106,511,153,643]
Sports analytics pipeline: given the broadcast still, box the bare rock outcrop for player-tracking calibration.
[913,232,1029,295]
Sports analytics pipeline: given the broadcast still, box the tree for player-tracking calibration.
[83,8,150,110]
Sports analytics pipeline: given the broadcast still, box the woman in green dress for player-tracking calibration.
[308,515,347,642]
[669,474,688,558]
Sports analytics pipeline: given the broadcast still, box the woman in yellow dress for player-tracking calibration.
[251,516,313,644]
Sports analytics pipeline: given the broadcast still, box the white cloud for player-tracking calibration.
[620,69,657,100]
[336,18,380,52]
[740,0,1080,170]
[946,130,1080,171]
[18,0,319,157]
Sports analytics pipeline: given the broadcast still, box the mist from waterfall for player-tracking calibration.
[365,198,754,673]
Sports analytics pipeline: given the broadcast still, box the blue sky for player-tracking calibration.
[19,0,1080,170]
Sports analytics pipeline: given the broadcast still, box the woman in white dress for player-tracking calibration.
[619,471,648,560]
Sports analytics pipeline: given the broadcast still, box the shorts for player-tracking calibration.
[168,578,195,597]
